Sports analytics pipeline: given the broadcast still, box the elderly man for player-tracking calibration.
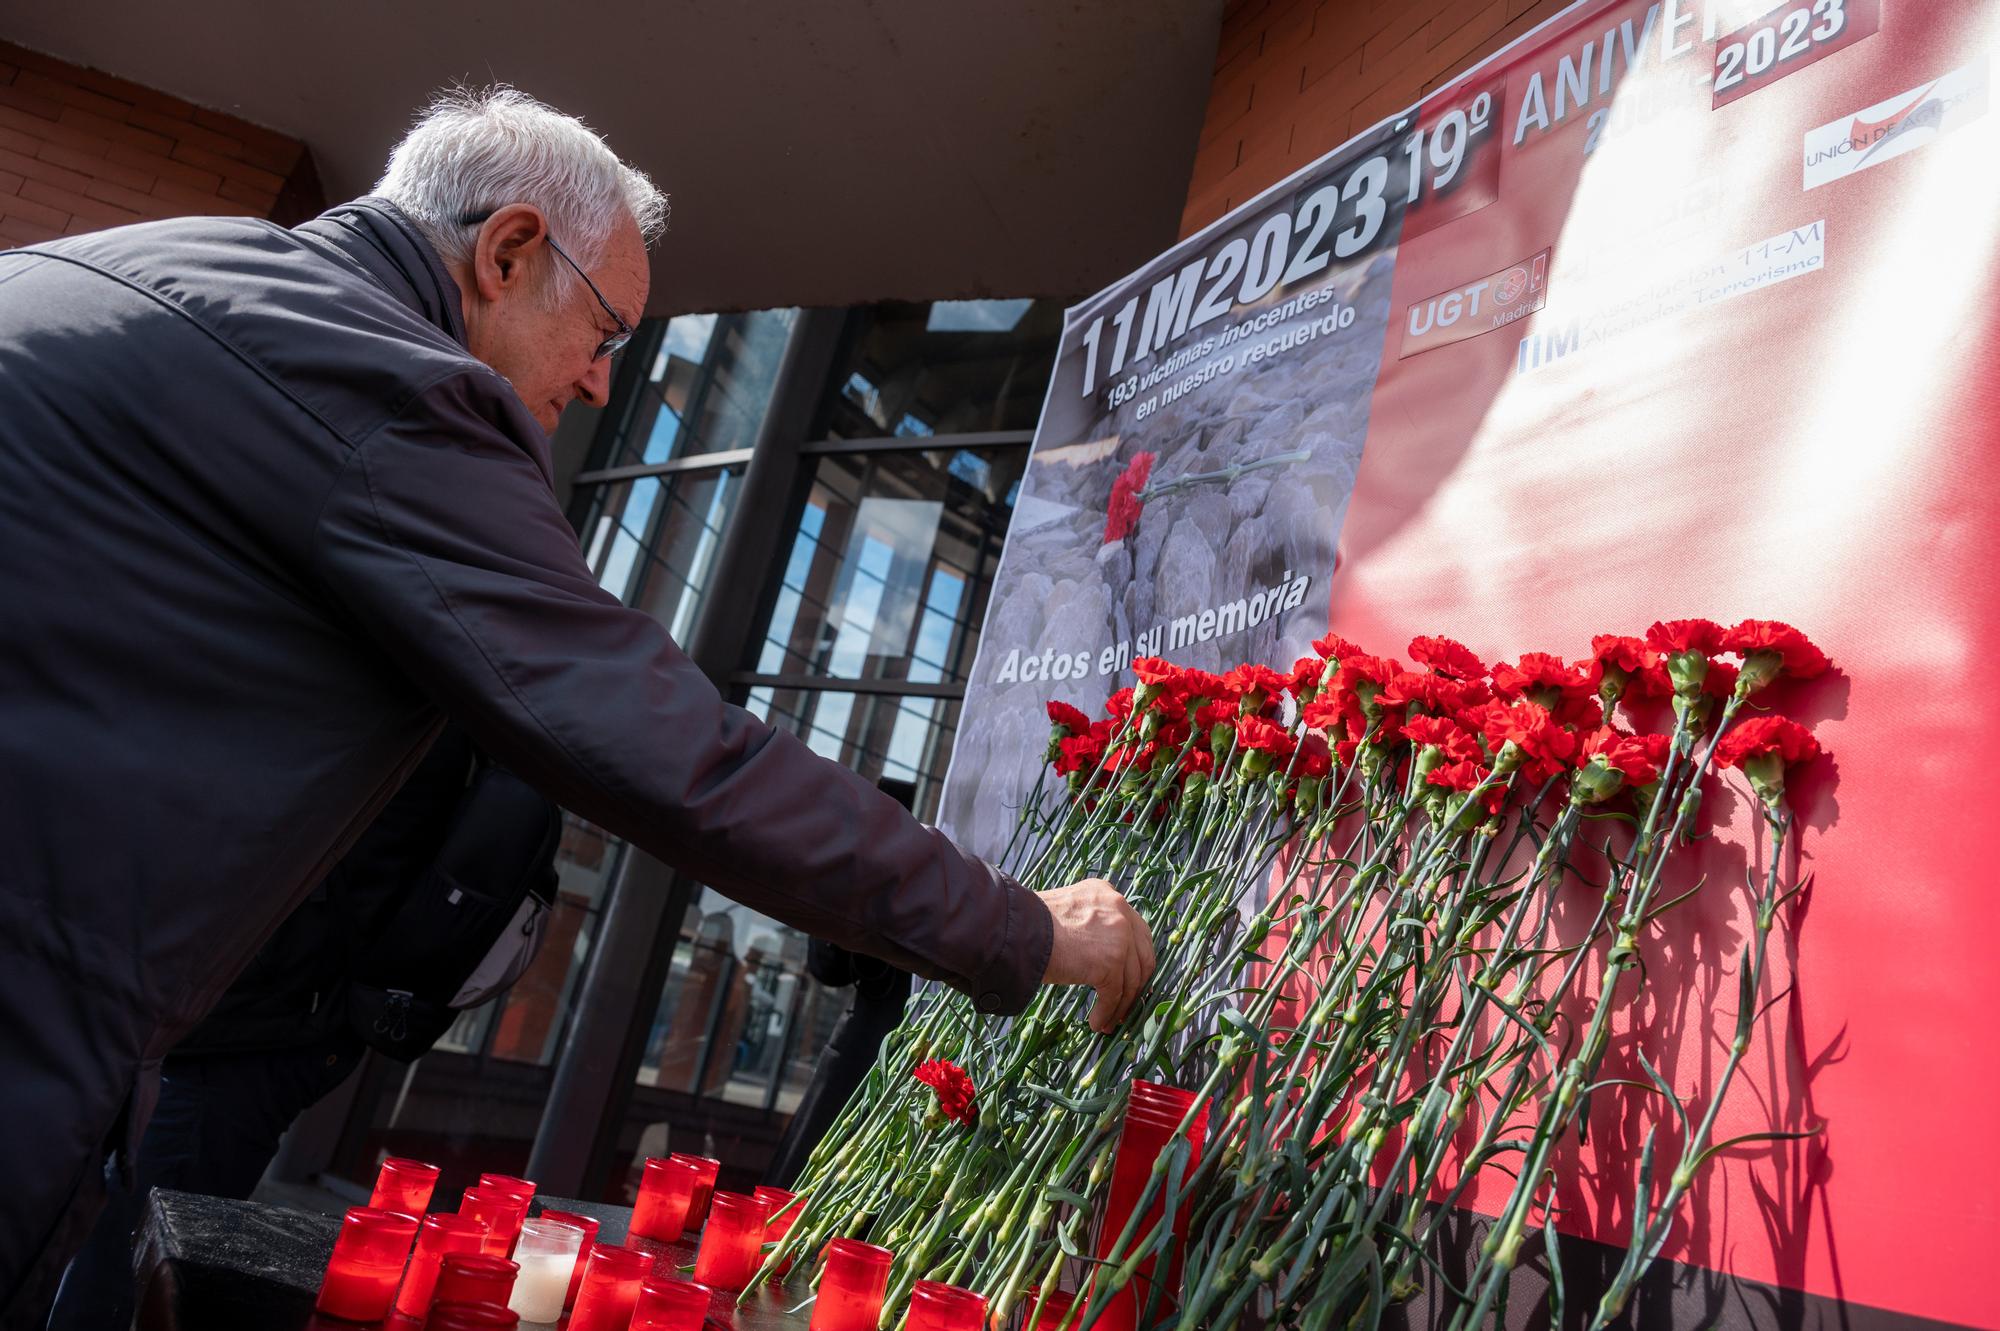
[0,86,1152,1324]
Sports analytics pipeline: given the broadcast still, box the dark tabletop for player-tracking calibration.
[133,1189,811,1331]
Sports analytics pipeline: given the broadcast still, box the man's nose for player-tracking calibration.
[576,354,615,408]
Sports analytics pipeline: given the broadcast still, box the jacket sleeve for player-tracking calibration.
[310,369,1052,1015]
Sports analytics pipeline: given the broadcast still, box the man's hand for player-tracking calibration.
[1039,878,1157,1034]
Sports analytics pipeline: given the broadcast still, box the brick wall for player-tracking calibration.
[1182,0,1576,236]
[0,41,322,251]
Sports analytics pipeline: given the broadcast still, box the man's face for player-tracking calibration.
[455,206,651,433]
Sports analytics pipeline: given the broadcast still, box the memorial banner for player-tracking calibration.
[943,2,2000,1327]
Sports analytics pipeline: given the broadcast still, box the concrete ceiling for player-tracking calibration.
[5,1,1224,316]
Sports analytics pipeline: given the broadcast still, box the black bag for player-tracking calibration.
[343,762,561,1059]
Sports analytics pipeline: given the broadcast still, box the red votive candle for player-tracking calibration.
[314,1206,419,1322]
[459,1185,531,1257]
[1027,1288,1075,1331]
[753,1186,803,1277]
[477,1173,537,1204]
[630,1275,714,1331]
[370,1156,442,1215]
[630,1155,702,1242]
[691,1190,770,1292]
[1092,1080,1209,1331]
[906,1280,988,1331]
[536,1207,601,1308]
[674,1153,722,1226]
[432,1252,518,1308]
[807,1238,893,1331]
[567,1243,654,1331]
[394,1213,490,1319]
[423,1301,521,1329]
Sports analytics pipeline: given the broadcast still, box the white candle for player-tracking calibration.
[507,1248,577,1324]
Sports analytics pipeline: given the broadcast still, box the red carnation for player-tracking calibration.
[1723,619,1830,694]
[1590,635,1654,674]
[1474,699,1578,782]
[1295,730,1333,778]
[1426,759,1504,815]
[1235,714,1294,754]
[1299,695,1345,732]
[1490,653,1571,699]
[1403,714,1485,764]
[1047,700,1092,733]
[1578,726,1665,787]
[1701,659,1740,700]
[1312,631,1366,663]
[1715,716,1822,806]
[1133,657,1180,687]
[1408,635,1487,681]
[1378,670,1476,715]
[1195,698,1238,733]
[1290,655,1331,698]
[1103,452,1155,544]
[1224,664,1290,707]
[912,1059,978,1126]
[1105,687,1136,722]
[1054,733,1104,777]
[1646,619,1726,655]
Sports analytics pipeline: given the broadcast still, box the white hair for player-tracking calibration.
[374,85,667,284]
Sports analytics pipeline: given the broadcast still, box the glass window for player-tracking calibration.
[577,468,741,642]
[752,446,1024,685]
[742,688,962,823]
[602,309,797,469]
[820,300,1065,439]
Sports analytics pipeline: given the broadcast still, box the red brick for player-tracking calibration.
[149,178,234,211]
[1200,56,1258,147]
[82,176,164,216]
[1214,9,1265,72]
[0,167,21,195]
[127,105,242,159]
[1261,0,1317,64]
[20,178,139,227]
[105,142,222,192]
[190,106,302,174]
[1185,130,1242,199]
[1,192,70,229]
[0,216,64,246]
[14,69,134,123]
[1429,0,1510,71]
[0,144,91,194]
[0,105,105,155]
[0,81,63,123]
[0,125,37,158]
[0,59,17,86]
[1288,46,1367,159]
[56,106,174,155]
[169,141,283,193]
[219,176,278,211]
[37,143,149,193]
[0,43,195,119]
[1225,132,1296,204]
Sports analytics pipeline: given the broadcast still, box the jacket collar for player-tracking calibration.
[293,196,469,348]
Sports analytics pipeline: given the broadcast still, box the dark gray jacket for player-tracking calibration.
[0,198,1049,1320]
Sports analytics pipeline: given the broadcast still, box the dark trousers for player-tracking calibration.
[766,976,911,1189]
[43,1037,364,1331]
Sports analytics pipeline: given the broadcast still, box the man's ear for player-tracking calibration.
[469,204,549,303]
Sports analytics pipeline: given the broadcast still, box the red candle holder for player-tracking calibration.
[629,1155,702,1242]
[630,1275,714,1331]
[536,1207,601,1309]
[314,1206,419,1322]
[905,1280,987,1331]
[567,1242,655,1331]
[673,1153,721,1226]
[1091,1080,1209,1331]
[807,1238,893,1331]
[458,1185,531,1258]
[691,1191,770,1292]
[432,1252,519,1309]
[422,1301,521,1329]
[752,1186,803,1277]
[369,1157,442,1215]
[477,1173,537,1204]
[1026,1288,1075,1331]
[394,1213,490,1319]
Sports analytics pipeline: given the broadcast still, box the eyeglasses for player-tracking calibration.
[459,209,634,360]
